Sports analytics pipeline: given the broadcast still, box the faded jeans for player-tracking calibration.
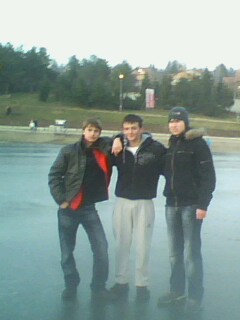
[58,204,108,290]
[165,205,204,302]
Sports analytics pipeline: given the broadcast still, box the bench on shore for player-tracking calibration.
[53,119,67,134]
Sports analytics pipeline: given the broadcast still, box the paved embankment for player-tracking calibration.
[0,125,239,153]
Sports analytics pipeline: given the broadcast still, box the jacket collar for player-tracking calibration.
[169,128,205,146]
[185,128,205,140]
[80,135,103,150]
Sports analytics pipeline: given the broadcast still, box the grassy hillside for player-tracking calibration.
[0,93,239,137]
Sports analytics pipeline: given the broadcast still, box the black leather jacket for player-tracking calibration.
[48,136,112,205]
[163,128,216,210]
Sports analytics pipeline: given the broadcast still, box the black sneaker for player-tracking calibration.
[136,286,150,302]
[109,283,129,300]
[184,299,202,315]
[61,287,77,301]
[158,292,186,306]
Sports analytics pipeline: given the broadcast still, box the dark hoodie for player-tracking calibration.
[111,134,166,200]
[163,128,216,210]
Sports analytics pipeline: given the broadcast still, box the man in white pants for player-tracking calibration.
[110,114,166,302]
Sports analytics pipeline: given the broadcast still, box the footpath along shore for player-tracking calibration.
[0,125,239,153]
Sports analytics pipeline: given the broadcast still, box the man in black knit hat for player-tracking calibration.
[158,107,216,315]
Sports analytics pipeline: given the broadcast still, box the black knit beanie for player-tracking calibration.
[168,107,189,127]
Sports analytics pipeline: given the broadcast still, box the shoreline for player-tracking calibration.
[0,125,239,154]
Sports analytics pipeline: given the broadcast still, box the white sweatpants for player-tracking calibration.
[112,197,155,287]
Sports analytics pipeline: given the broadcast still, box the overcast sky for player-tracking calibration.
[1,0,239,70]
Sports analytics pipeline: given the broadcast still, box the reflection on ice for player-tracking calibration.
[0,144,239,320]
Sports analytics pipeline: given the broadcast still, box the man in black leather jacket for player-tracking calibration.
[48,118,112,301]
[158,107,216,315]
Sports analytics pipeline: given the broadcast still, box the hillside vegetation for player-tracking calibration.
[0,94,239,137]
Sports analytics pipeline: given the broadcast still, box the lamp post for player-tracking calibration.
[119,74,124,112]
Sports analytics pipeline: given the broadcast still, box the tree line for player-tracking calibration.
[0,43,235,116]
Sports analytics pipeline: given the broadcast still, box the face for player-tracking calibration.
[83,125,101,145]
[169,119,186,136]
[122,122,143,146]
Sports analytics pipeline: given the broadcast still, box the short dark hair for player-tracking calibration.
[82,118,102,131]
[122,114,143,128]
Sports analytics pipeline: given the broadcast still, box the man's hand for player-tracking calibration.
[111,137,123,156]
[196,209,207,220]
[60,201,69,209]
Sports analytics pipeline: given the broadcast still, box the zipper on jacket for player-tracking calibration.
[130,143,144,191]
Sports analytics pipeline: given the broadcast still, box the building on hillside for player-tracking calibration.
[224,70,240,114]
[223,76,236,91]
[171,70,203,85]
[223,70,240,97]
[126,66,163,102]
[132,66,163,88]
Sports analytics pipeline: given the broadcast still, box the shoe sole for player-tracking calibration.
[158,296,186,306]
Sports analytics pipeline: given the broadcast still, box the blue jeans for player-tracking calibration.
[165,205,203,302]
[58,204,108,290]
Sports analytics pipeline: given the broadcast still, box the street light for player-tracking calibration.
[119,74,124,112]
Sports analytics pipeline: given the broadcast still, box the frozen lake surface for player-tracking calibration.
[0,143,240,320]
